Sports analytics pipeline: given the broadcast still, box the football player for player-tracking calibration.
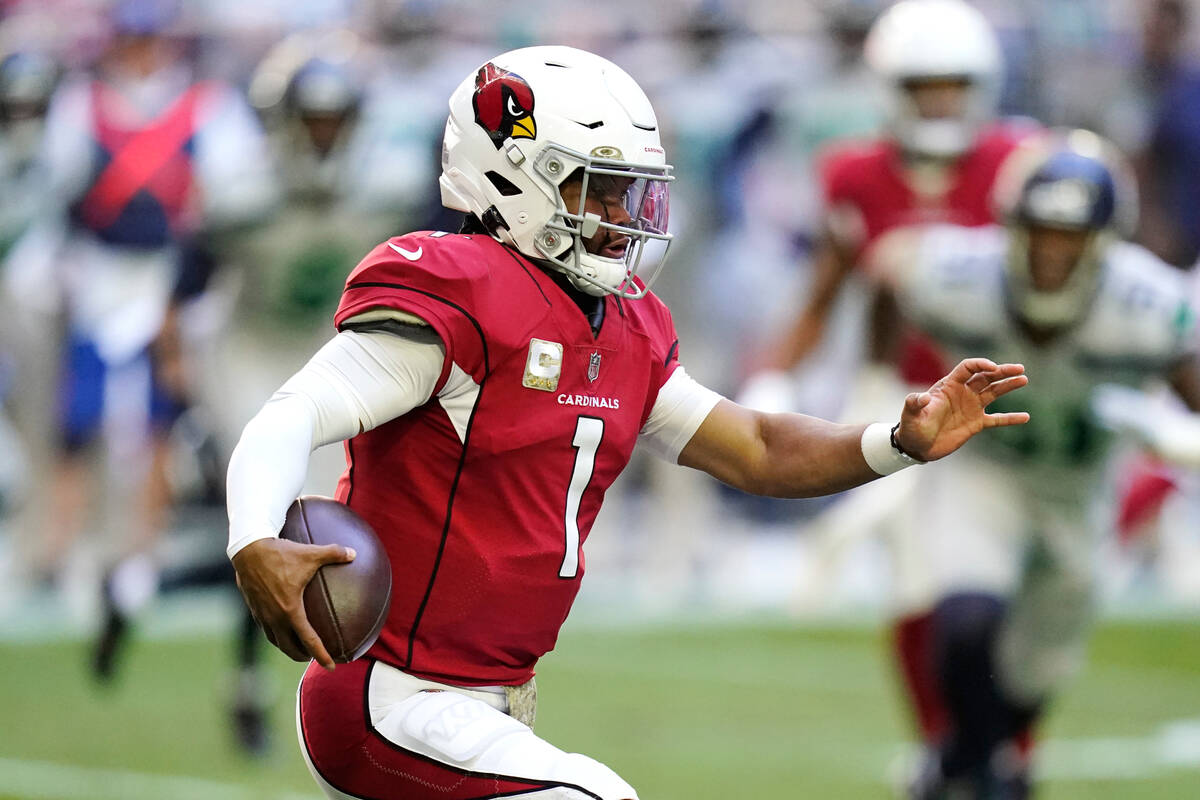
[226,46,1029,800]
[0,50,59,253]
[868,129,1200,798]
[747,0,1036,392]
[740,0,1039,763]
[1,0,277,693]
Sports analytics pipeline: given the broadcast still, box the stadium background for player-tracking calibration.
[0,0,1198,797]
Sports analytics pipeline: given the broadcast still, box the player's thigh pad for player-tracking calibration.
[298,659,637,800]
[995,511,1099,704]
[890,456,1025,613]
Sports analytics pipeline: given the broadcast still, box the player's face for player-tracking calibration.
[301,112,349,156]
[902,77,971,120]
[1027,225,1091,291]
[559,172,636,259]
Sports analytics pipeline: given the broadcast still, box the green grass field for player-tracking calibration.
[1,617,1197,799]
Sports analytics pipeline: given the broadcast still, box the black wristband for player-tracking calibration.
[890,423,925,464]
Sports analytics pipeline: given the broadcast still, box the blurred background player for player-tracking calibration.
[0,50,59,254]
[230,30,436,425]
[743,0,1035,414]
[0,49,59,524]
[0,0,276,706]
[738,0,1039,764]
[869,129,1200,798]
[217,30,450,532]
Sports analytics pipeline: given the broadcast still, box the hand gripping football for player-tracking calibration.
[279,496,392,663]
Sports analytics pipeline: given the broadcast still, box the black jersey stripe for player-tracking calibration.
[342,281,490,672]
[497,244,552,306]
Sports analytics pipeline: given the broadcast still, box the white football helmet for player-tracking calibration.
[440,46,673,298]
[864,0,1002,159]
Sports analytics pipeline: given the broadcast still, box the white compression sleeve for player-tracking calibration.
[226,327,445,559]
[638,367,724,463]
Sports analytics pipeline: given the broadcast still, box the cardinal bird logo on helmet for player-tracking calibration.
[472,62,537,149]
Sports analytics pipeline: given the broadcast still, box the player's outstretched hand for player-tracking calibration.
[893,358,1029,462]
[231,538,356,671]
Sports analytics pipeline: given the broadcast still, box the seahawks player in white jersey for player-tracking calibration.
[869,130,1200,799]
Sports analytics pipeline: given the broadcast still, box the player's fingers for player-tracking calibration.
[277,629,310,662]
[314,543,356,566]
[947,358,999,384]
[965,371,992,392]
[265,618,310,661]
[268,615,315,662]
[979,374,1029,404]
[291,612,336,671]
[991,362,1026,376]
[984,411,1031,428]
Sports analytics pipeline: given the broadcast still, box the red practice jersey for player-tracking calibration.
[818,121,1036,262]
[333,231,680,686]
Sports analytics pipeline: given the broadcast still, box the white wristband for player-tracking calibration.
[861,422,921,476]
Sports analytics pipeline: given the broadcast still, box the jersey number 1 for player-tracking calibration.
[561,416,604,578]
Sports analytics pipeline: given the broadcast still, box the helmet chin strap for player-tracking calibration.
[562,251,628,297]
[898,118,974,160]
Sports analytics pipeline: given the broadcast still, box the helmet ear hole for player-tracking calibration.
[484,170,523,197]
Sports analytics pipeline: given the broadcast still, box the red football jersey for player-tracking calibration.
[333,232,680,686]
[817,122,1036,383]
[819,121,1036,262]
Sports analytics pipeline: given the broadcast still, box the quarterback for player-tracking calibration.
[227,46,1028,800]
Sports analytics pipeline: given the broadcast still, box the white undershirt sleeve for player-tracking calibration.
[638,367,724,463]
[226,326,445,559]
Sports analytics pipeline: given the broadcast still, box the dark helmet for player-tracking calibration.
[0,51,59,122]
[996,129,1136,326]
[286,58,362,119]
[1013,149,1120,233]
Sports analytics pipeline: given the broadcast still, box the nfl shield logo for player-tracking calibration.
[588,352,602,382]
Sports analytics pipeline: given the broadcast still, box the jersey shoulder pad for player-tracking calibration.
[336,231,496,346]
[340,232,497,315]
[965,119,1042,180]
[345,231,492,287]
[816,138,891,199]
[975,117,1042,152]
[627,290,680,365]
[1086,242,1196,362]
[903,224,1007,340]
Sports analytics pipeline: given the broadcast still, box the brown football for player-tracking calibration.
[278,496,392,663]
